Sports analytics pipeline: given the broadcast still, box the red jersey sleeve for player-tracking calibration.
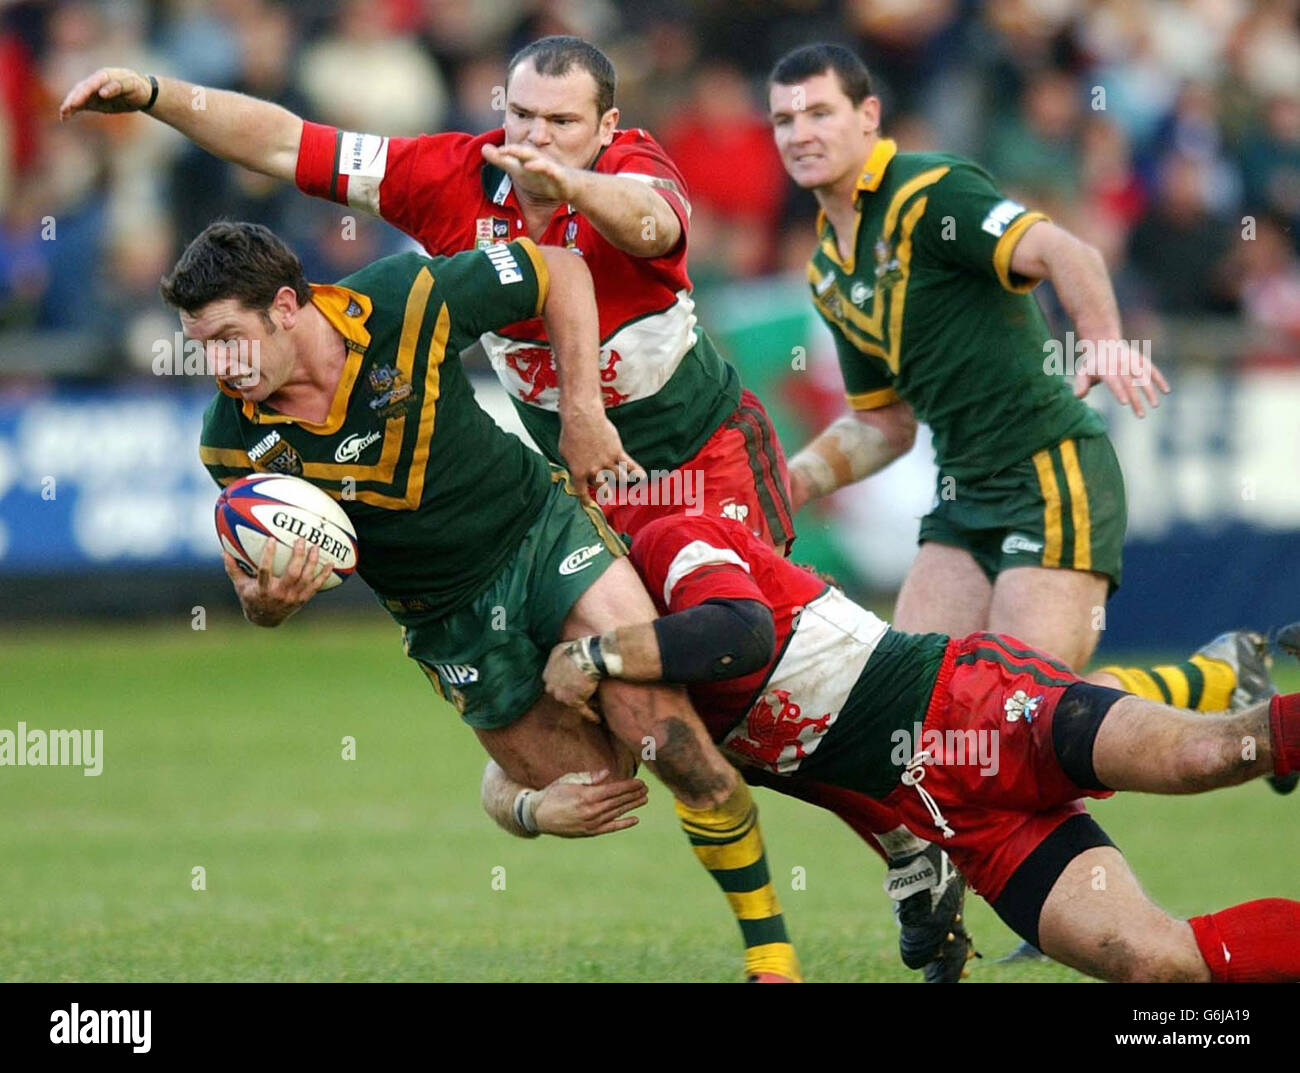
[295,122,495,255]
[629,516,771,616]
[598,129,692,255]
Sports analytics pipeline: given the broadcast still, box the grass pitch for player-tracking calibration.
[1,613,1295,983]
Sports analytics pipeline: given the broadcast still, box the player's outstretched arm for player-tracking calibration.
[60,68,303,184]
[536,245,645,494]
[1009,220,1170,417]
[482,143,682,258]
[786,402,917,513]
[543,600,776,709]
[480,760,649,838]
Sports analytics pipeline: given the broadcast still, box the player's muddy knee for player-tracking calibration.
[1118,947,1211,983]
[1171,733,1251,791]
[1087,925,1210,983]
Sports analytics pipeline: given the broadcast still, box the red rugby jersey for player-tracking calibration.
[295,124,740,471]
[630,514,942,792]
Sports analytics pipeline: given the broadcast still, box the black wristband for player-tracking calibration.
[588,634,608,677]
[142,74,160,112]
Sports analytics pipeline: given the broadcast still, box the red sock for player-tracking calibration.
[1189,899,1300,982]
[1269,694,1300,777]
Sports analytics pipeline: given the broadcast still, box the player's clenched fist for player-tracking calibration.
[59,67,153,120]
[222,537,333,627]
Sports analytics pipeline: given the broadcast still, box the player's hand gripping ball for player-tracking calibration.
[215,474,358,590]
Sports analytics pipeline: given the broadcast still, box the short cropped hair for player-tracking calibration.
[769,43,874,106]
[507,35,617,117]
[160,221,312,314]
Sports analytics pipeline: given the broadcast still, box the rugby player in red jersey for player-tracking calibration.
[487,513,1300,983]
[61,36,957,981]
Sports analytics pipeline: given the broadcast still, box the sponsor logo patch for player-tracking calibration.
[334,430,383,463]
[980,198,1026,237]
[1003,689,1043,724]
[883,854,938,900]
[559,544,605,576]
[1001,533,1044,556]
[434,664,479,686]
[247,430,302,475]
[484,242,523,284]
[338,132,389,179]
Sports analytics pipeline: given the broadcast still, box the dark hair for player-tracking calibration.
[507,35,616,117]
[160,220,312,314]
[769,44,873,106]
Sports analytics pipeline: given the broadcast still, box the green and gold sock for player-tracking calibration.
[675,780,800,981]
[1094,654,1235,711]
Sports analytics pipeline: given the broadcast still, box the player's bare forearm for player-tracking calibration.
[537,247,603,419]
[545,600,775,705]
[568,170,681,258]
[598,624,663,682]
[1017,223,1121,341]
[60,68,302,183]
[481,760,540,838]
[788,405,916,511]
[1010,219,1168,413]
[538,247,642,487]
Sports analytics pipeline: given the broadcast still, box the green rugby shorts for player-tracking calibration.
[918,435,1126,595]
[396,467,625,729]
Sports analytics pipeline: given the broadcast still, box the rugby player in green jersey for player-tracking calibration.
[169,220,802,982]
[764,43,1289,961]
[66,38,974,981]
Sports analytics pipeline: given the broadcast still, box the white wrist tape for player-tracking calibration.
[601,638,624,677]
[513,788,539,834]
[567,637,601,680]
[790,449,838,499]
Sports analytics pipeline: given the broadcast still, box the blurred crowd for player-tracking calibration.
[1,0,1298,378]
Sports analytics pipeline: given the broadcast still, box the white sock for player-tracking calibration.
[878,825,928,862]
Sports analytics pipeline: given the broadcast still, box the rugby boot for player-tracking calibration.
[1194,629,1275,712]
[1197,629,1293,794]
[887,843,975,982]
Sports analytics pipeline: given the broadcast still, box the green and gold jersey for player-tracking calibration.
[808,138,1105,481]
[200,240,553,618]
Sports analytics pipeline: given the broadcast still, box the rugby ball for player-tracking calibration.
[215,474,358,590]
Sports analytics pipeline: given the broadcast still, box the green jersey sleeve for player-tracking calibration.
[919,163,1050,294]
[433,238,550,352]
[812,303,900,411]
[198,395,254,488]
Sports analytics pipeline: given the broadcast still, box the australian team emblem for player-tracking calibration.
[367,364,413,420]
[874,238,902,288]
